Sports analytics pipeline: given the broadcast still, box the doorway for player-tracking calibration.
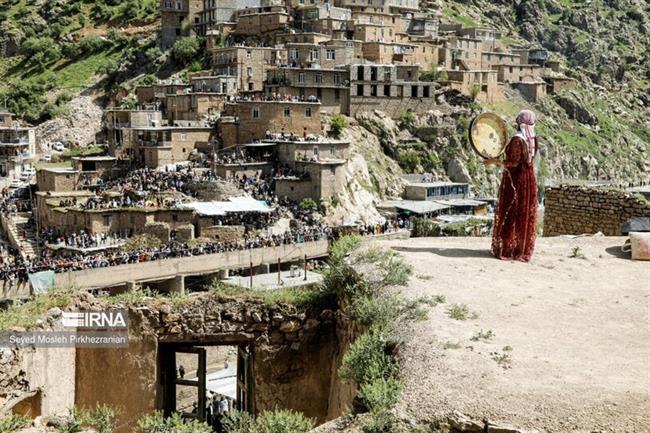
[161,343,253,427]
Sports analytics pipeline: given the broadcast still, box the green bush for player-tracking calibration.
[0,415,30,433]
[358,377,401,412]
[81,404,118,433]
[397,149,421,172]
[299,197,318,211]
[329,115,348,138]
[223,410,313,433]
[362,409,398,433]
[401,110,414,127]
[339,330,398,385]
[171,37,201,65]
[138,412,211,433]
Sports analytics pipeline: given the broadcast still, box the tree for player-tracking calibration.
[299,198,318,212]
[171,37,201,65]
[329,115,348,138]
[397,149,421,173]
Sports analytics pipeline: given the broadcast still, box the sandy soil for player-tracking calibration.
[375,235,650,433]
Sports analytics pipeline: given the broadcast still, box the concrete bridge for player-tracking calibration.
[51,240,330,293]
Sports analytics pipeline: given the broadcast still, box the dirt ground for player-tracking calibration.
[375,235,649,433]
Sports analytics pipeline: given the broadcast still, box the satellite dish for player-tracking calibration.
[468,112,508,159]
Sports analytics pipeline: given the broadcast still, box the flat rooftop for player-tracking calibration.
[221,270,323,291]
[373,235,650,432]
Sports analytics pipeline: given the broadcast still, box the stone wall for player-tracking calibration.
[544,185,650,236]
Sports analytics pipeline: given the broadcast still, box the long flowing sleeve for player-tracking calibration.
[503,137,522,168]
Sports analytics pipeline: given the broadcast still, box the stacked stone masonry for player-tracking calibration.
[543,185,650,236]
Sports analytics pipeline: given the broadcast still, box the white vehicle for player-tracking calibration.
[52,142,65,152]
[40,155,52,162]
[9,179,24,188]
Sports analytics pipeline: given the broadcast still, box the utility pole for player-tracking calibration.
[303,254,307,281]
[277,256,281,285]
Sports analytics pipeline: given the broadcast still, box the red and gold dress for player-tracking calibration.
[491,136,538,262]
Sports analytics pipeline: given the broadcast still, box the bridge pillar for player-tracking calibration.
[257,263,270,274]
[126,281,138,292]
[171,275,185,295]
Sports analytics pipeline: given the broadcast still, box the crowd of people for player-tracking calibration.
[39,227,124,250]
[216,148,268,165]
[0,226,331,284]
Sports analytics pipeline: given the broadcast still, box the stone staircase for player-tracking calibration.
[5,213,38,259]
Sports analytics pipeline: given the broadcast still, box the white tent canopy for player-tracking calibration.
[181,196,273,216]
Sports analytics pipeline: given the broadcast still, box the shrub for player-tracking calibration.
[358,377,401,411]
[81,404,118,433]
[361,409,398,433]
[470,83,481,101]
[138,412,211,433]
[171,37,201,65]
[223,410,313,433]
[0,415,30,433]
[299,197,318,211]
[329,115,348,138]
[397,149,421,172]
[401,110,414,127]
[339,330,398,385]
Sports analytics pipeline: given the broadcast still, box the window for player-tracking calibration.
[411,86,418,97]
[357,84,364,96]
[299,72,305,83]
[333,74,341,85]
[252,106,260,119]
[181,133,188,141]
[384,85,390,96]
[305,107,312,117]
[172,214,178,222]
[423,86,430,98]
[102,215,111,226]
[326,49,335,60]
[334,88,340,102]
[315,73,323,84]
[248,82,254,91]
[283,107,291,117]
[316,88,322,100]
[247,66,253,77]
[370,85,377,96]
[290,48,299,60]
[246,50,252,59]
[310,49,319,61]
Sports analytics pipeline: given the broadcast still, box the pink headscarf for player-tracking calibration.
[516,109,536,163]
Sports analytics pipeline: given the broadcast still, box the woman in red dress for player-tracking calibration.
[487,110,539,262]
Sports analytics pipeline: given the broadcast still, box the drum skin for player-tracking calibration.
[469,112,508,159]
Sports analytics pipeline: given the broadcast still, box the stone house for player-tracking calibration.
[164,92,226,121]
[218,100,322,147]
[160,0,204,48]
[264,67,350,114]
[36,191,196,239]
[337,0,419,14]
[404,181,469,201]
[439,36,483,70]
[293,5,351,35]
[198,0,261,35]
[440,69,503,103]
[493,64,542,83]
[36,168,80,193]
[480,51,521,70]
[0,111,36,179]
[232,5,291,36]
[212,47,286,93]
[362,41,438,66]
[286,41,361,69]
[510,81,547,102]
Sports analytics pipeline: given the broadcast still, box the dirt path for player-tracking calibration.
[375,235,649,433]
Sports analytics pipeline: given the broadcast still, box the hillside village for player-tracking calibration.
[0,1,649,433]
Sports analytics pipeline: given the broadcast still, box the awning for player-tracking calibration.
[181,196,273,216]
[379,200,451,215]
